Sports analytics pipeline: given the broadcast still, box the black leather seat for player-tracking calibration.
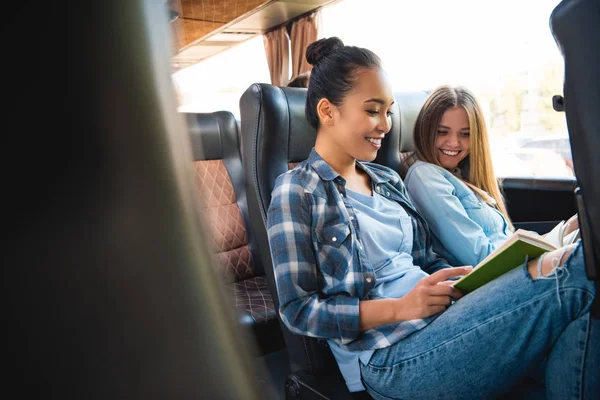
[185,111,285,355]
[239,84,404,399]
[393,90,430,177]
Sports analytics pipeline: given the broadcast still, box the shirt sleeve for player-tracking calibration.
[405,164,497,267]
[421,248,452,275]
[267,172,361,343]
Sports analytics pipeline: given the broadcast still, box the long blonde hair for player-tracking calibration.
[412,85,513,230]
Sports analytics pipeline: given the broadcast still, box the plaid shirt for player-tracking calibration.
[267,149,450,352]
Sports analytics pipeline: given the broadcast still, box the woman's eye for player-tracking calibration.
[366,110,379,115]
[437,130,448,135]
[461,132,471,137]
[386,111,394,116]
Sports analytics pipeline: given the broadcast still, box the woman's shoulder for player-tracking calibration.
[405,160,450,182]
[272,160,323,197]
[404,160,475,199]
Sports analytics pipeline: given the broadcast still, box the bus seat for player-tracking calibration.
[551,0,600,316]
[185,111,285,355]
[394,91,430,178]
[239,83,403,399]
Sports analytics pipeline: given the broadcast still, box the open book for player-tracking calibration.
[543,218,580,248]
[453,223,580,293]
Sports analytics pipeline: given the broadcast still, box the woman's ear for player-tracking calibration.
[316,98,335,126]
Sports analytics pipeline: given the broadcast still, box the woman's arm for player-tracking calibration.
[267,172,361,343]
[405,164,496,267]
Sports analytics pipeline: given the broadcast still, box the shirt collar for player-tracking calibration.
[307,148,389,185]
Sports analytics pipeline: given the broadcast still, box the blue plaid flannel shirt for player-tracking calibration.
[267,149,451,352]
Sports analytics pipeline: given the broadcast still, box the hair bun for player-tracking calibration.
[306,37,344,66]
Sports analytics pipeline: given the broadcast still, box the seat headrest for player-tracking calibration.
[240,83,403,181]
[185,111,239,161]
[240,84,316,215]
[394,91,430,153]
[241,84,316,164]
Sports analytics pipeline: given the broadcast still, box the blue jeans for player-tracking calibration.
[360,242,598,399]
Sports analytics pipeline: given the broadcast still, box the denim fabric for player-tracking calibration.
[267,149,450,353]
[360,242,598,400]
[404,160,511,267]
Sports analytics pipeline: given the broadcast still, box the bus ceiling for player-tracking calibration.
[169,0,340,71]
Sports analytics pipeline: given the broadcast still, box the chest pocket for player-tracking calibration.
[460,193,498,232]
[315,221,353,281]
[461,193,484,209]
[318,222,351,248]
[398,216,413,254]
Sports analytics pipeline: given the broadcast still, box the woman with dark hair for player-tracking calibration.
[267,38,597,399]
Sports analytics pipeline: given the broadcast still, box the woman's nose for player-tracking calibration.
[379,116,392,133]
[446,132,460,146]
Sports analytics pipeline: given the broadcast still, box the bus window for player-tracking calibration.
[173,36,271,118]
[320,0,573,178]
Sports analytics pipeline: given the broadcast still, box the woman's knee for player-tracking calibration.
[527,243,578,279]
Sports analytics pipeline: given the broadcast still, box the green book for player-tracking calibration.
[453,229,558,293]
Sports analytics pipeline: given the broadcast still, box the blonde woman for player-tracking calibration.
[404,85,577,268]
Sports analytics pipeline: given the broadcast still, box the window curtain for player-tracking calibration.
[290,11,321,80]
[263,26,290,86]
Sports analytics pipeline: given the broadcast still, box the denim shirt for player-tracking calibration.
[404,160,511,268]
[267,149,450,352]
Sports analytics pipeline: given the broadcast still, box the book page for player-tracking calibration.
[543,220,565,247]
[562,229,580,245]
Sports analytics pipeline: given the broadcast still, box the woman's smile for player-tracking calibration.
[366,136,383,149]
[439,149,460,156]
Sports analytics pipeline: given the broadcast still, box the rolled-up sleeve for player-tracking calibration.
[267,173,360,342]
[405,164,496,267]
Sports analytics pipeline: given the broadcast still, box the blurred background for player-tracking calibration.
[172,0,573,179]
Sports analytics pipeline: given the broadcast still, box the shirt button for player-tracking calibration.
[366,277,372,283]
[332,237,337,242]
[349,216,354,220]
[385,191,390,196]
[478,202,482,206]
[358,243,363,250]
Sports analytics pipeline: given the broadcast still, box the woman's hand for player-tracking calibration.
[396,266,472,320]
